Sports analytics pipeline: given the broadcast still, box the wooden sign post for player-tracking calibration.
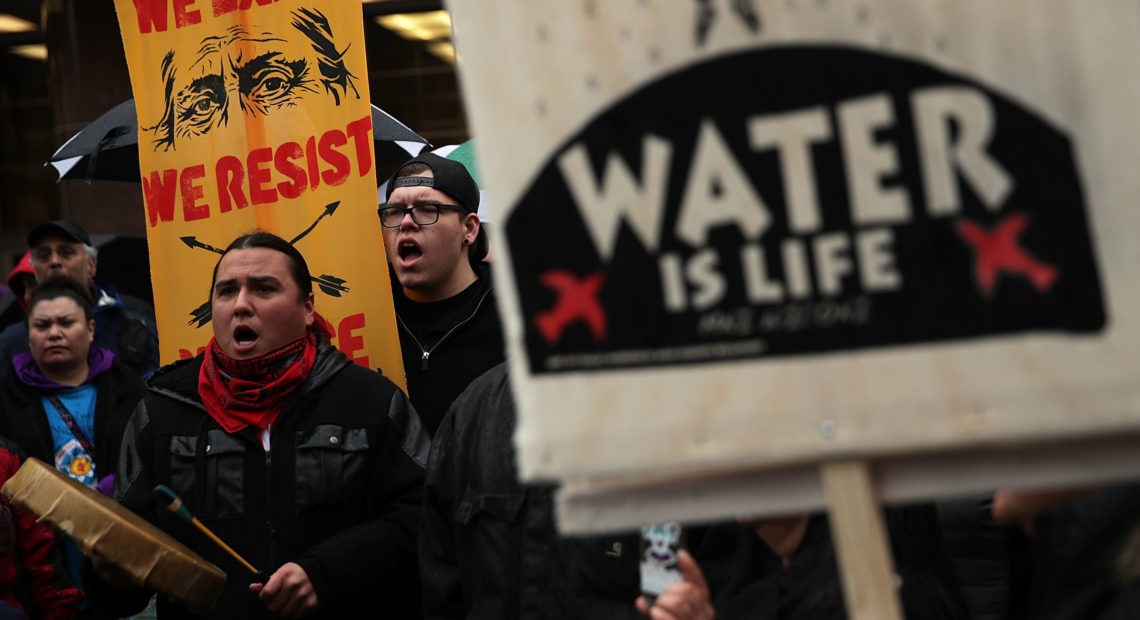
[822,461,902,620]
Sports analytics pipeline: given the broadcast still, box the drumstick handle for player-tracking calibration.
[188,516,263,578]
[153,485,265,579]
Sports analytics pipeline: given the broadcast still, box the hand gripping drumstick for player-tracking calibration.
[153,484,266,580]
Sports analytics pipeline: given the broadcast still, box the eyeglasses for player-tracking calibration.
[378,203,466,228]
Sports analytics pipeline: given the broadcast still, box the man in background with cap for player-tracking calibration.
[380,153,505,436]
[0,220,159,378]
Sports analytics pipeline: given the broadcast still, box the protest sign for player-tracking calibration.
[114,0,403,385]
[449,1,1140,532]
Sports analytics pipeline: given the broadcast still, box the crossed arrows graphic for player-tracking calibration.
[182,201,351,328]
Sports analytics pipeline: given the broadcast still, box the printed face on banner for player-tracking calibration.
[509,46,1107,373]
[144,9,359,152]
[115,0,403,384]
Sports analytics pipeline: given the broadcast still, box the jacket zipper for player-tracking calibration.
[397,286,492,371]
[265,443,276,571]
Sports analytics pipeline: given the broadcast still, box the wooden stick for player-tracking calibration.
[186,514,260,576]
[153,485,262,577]
[820,460,903,620]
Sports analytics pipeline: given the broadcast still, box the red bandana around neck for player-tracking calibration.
[198,332,318,433]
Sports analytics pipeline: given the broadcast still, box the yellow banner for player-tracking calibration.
[114,0,404,390]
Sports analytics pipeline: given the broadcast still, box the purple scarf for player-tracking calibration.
[14,347,116,391]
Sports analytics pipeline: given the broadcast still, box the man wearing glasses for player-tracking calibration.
[379,154,504,436]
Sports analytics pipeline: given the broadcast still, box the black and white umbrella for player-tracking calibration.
[48,99,431,182]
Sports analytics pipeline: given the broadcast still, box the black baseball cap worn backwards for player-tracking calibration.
[28,220,93,248]
[386,152,480,213]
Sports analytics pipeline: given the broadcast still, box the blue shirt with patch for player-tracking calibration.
[41,384,97,598]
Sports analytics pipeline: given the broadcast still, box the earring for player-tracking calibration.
[463,238,471,245]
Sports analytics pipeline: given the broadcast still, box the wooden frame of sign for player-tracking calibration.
[447,2,1140,618]
[556,433,1140,618]
[557,436,1140,618]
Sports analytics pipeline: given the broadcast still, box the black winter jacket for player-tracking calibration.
[937,494,1030,620]
[0,358,145,483]
[702,508,970,619]
[87,339,429,620]
[420,363,643,620]
[1013,483,1140,620]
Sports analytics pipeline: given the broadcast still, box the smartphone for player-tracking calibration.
[640,521,684,606]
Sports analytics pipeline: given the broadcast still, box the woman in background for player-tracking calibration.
[0,276,146,613]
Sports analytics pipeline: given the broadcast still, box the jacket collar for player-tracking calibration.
[147,335,351,408]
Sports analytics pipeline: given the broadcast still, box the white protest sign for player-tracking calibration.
[448,1,1140,532]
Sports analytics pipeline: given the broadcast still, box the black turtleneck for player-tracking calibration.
[393,264,505,435]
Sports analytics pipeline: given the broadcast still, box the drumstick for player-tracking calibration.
[153,485,264,579]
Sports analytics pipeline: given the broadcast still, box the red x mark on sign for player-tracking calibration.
[956,212,1058,296]
[535,270,607,345]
